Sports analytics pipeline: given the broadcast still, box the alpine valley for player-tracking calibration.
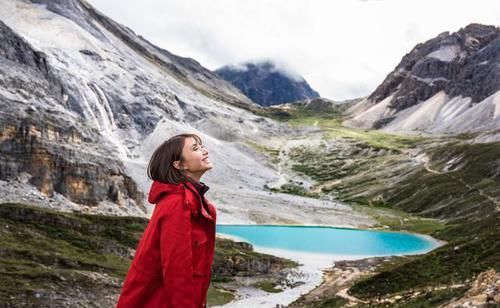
[0,1,498,307]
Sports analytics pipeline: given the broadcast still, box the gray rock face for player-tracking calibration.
[0,20,145,212]
[215,61,320,106]
[0,20,62,97]
[369,24,500,113]
[30,0,256,111]
[0,0,296,216]
[344,23,500,138]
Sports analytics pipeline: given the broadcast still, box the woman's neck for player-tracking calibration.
[184,173,202,183]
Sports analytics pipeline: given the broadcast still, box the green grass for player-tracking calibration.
[391,286,470,308]
[244,140,281,164]
[313,296,349,308]
[0,203,146,300]
[342,142,500,303]
[252,280,283,293]
[212,237,298,282]
[257,102,427,153]
[269,183,321,199]
[291,295,349,308]
[348,212,500,299]
[286,139,499,305]
[206,287,236,306]
[255,105,342,122]
[266,109,500,306]
[381,142,500,220]
[352,205,447,235]
[284,110,424,151]
[0,203,299,306]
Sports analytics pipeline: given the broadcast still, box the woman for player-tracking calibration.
[117,133,216,308]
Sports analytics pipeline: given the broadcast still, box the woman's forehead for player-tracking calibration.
[185,137,201,147]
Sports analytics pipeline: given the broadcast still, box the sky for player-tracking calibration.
[87,0,500,100]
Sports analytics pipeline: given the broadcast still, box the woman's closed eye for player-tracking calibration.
[194,145,206,152]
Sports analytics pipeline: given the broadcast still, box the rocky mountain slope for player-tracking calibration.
[344,24,500,143]
[0,0,368,224]
[2,1,498,306]
[215,61,320,106]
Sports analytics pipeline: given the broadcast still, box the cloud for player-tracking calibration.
[87,0,500,100]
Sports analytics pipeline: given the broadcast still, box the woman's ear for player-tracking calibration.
[173,160,180,170]
[173,161,187,171]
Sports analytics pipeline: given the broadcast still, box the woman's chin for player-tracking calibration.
[202,162,213,170]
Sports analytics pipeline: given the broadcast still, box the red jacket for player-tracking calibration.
[117,180,217,308]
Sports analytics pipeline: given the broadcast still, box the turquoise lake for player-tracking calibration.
[216,225,437,256]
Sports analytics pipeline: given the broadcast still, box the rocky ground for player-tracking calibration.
[290,258,499,307]
[444,269,500,308]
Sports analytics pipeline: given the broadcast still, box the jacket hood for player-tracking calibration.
[148,181,185,204]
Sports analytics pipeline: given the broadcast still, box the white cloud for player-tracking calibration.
[87,0,500,100]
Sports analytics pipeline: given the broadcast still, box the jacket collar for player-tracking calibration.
[191,180,210,198]
[148,180,215,222]
[183,181,215,222]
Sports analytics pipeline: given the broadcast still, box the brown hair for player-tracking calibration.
[147,133,203,185]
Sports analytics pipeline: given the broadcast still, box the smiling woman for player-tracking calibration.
[117,133,217,308]
[147,133,213,185]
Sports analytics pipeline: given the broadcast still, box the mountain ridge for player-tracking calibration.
[343,23,500,142]
[215,60,320,106]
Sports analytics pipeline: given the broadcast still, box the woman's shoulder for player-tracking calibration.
[152,194,188,217]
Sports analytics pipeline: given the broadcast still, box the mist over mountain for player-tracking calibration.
[0,0,304,216]
[1,1,499,307]
[215,61,320,106]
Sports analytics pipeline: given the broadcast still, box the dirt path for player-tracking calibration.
[288,257,387,307]
[422,156,500,212]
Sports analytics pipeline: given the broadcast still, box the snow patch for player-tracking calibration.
[425,45,461,62]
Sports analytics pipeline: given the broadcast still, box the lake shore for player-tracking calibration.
[214,225,445,307]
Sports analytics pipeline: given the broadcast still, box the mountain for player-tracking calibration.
[0,1,380,305]
[343,24,500,142]
[215,61,320,106]
[273,97,362,112]
[2,1,498,306]
[271,103,500,307]
[0,0,366,228]
[0,0,292,216]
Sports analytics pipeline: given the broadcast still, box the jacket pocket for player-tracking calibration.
[191,229,209,275]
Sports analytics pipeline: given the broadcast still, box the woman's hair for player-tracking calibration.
[147,133,203,184]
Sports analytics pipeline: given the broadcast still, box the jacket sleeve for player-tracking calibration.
[159,200,197,307]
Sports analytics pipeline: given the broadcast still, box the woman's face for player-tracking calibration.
[175,137,213,178]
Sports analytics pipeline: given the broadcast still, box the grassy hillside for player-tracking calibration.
[349,213,499,299]
[0,203,297,307]
[262,104,500,306]
[0,203,144,307]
